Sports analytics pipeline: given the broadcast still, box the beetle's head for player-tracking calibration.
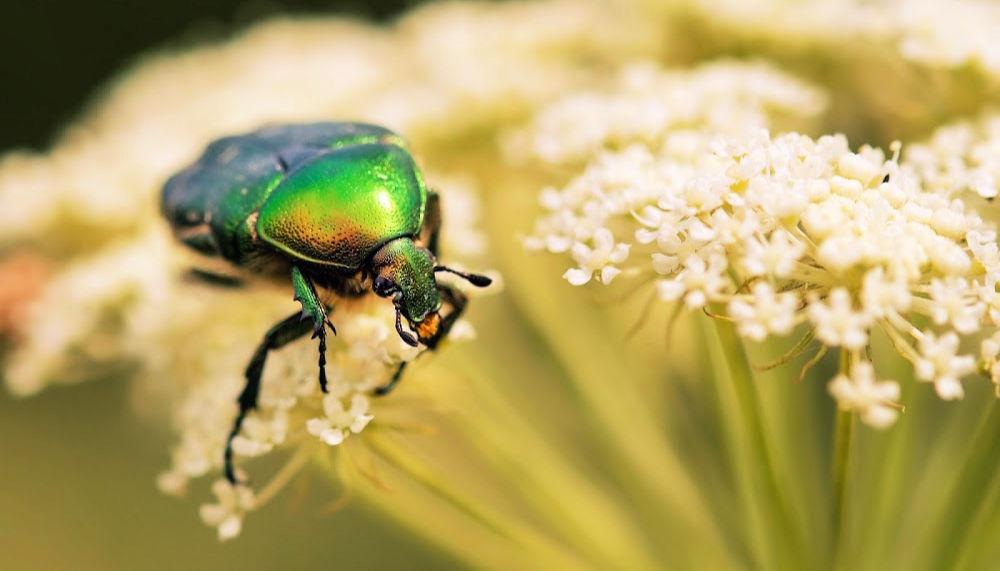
[371,238,441,346]
[371,238,493,347]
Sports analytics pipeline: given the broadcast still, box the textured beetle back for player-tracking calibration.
[160,122,410,266]
[256,142,426,269]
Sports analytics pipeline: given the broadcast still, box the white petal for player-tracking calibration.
[350,414,375,433]
[322,394,347,417]
[217,515,243,541]
[564,268,592,286]
[321,428,346,446]
[935,378,965,400]
[306,418,330,437]
[657,279,684,300]
[863,406,899,429]
[599,266,621,284]
[593,228,614,249]
[199,504,226,526]
[545,236,572,252]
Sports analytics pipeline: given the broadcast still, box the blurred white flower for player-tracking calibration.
[927,277,985,334]
[807,289,872,351]
[891,0,1000,74]
[742,230,806,278]
[728,282,799,341]
[657,253,728,308]
[906,112,1000,200]
[306,393,375,446]
[4,229,175,397]
[200,479,255,542]
[828,362,901,428]
[655,0,1000,77]
[915,332,976,400]
[231,410,289,457]
[979,331,1000,397]
[509,60,826,164]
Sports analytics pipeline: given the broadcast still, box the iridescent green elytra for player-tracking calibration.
[161,122,490,483]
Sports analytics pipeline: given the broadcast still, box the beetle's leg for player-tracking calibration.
[373,284,468,395]
[226,312,313,484]
[183,267,245,289]
[434,284,469,347]
[419,190,442,257]
[291,265,336,394]
[374,361,409,396]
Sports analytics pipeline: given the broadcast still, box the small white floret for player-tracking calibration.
[828,362,901,429]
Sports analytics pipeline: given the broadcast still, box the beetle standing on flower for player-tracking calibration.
[161,122,491,483]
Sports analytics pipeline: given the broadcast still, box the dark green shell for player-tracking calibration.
[161,122,426,270]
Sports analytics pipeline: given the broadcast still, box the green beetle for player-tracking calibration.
[161,122,491,483]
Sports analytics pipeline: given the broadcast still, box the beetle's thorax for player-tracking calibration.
[371,238,441,340]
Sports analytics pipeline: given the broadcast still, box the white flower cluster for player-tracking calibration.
[664,0,1000,76]
[905,112,1000,200]
[527,125,1000,427]
[4,229,174,397]
[199,478,255,541]
[156,297,420,479]
[509,60,826,164]
[890,0,1000,74]
[154,298,424,539]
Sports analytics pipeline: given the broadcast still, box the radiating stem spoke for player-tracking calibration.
[831,350,855,569]
[711,311,804,568]
[831,408,854,563]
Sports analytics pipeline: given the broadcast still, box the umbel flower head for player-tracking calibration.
[526,123,1000,426]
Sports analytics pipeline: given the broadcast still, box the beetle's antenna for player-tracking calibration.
[434,265,492,287]
[394,307,419,347]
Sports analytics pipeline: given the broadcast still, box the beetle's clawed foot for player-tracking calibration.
[309,317,336,339]
[374,361,409,396]
[224,456,239,486]
[224,467,249,487]
[394,306,419,347]
[224,414,251,485]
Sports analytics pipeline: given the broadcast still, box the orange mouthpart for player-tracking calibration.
[415,312,441,341]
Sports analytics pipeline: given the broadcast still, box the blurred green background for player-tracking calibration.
[0,379,457,569]
[1,0,421,150]
[1,1,463,569]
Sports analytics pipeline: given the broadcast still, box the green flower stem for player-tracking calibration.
[709,310,804,568]
[831,406,854,565]
[830,349,856,569]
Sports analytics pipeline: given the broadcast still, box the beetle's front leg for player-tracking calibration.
[373,284,468,396]
[432,284,468,349]
[291,265,336,393]
[226,312,313,484]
